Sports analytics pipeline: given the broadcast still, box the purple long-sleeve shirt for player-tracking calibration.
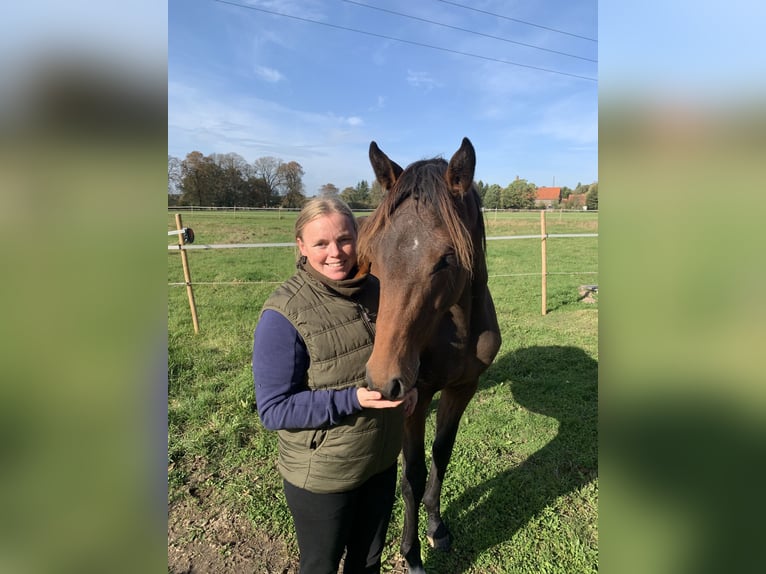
[253,309,362,431]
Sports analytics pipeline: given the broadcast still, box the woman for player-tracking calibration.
[253,196,417,574]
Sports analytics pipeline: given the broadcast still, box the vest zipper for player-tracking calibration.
[357,303,375,339]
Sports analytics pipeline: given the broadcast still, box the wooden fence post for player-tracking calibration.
[541,210,548,316]
[175,213,200,334]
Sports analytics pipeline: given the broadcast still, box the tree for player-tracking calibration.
[341,180,371,209]
[369,180,385,208]
[356,180,371,204]
[179,151,223,206]
[242,176,272,207]
[586,183,598,210]
[475,180,488,203]
[179,151,204,205]
[172,150,309,207]
[340,187,357,207]
[216,164,245,206]
[560,185,573,199]
[168,155,182,196]
[502,178,536,209]
[482,183,502,209]
[319,183,339,198]
[252,156,284,200]
[282,189,306,209]
[277,161,305,201]
[210,152,248,173]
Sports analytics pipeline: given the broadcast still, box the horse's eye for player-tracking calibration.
[432,254,454,274]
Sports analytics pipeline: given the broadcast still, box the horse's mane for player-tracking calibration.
[358,158,485,274]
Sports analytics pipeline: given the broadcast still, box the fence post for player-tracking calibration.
[541,210,548,316]
[175,213,200,333]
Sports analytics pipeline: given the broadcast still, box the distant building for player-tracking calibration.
[565,193,587,209]
[535,186,562,208]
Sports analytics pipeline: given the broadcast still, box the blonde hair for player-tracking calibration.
[295,196,357,240]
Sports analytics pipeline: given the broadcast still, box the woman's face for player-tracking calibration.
[297,212,357,281]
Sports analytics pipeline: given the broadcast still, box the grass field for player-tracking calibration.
[168,210,598,573]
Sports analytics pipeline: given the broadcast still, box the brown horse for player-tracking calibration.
[358,138,501,574]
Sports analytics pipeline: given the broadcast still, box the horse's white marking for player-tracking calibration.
[412,237,419,250]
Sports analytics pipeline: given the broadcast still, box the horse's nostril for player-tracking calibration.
[389,378,403,401]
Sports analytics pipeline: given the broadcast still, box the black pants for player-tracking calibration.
[283,464,397,574]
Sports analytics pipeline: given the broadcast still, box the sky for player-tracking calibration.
[168,0,598,195]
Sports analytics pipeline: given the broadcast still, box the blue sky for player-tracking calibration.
[169,0,598,195]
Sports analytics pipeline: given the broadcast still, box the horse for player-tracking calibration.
[357,137,502,574]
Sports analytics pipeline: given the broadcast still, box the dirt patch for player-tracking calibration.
[578,285,598,304]
[168,455,296,574]
[168,456,409,573]
[168,496,296,574]
[168,497,411,574]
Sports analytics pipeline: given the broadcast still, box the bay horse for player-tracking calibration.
[358,138,502,573]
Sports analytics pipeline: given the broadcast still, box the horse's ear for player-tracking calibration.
[445,137,476,196]
[369,141,404,191]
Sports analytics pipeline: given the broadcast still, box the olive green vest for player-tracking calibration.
[260,263,403,493]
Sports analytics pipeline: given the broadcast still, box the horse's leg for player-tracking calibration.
[422,382,477,551]
[400,395,430,574]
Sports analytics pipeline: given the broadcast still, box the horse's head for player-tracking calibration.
[358,138,483,400]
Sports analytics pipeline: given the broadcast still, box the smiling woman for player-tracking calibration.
[295,205,358,281]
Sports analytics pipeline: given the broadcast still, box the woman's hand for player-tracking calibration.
[356,387,401,409]
[357,387,418,417]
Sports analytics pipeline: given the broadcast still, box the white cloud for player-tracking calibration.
[254,65,284,83]
[406,70,441,91]
[167,82,375,193]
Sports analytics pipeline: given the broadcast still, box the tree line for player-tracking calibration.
[477,179,598,210]
[168,152,306,208]
[169,151,597,210]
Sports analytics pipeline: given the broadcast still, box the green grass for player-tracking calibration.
[168,210,598,573]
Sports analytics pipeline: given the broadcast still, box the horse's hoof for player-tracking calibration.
[426,534,451,551]
[406,564,427,574]
[426,523,452,551]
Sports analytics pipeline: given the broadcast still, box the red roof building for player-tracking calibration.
[535,186,561,207]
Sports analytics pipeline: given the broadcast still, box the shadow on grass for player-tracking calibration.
[425,345,598,572]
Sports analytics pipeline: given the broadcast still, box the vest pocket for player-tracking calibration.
[309,428,328,450]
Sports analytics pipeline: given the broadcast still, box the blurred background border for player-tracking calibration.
[1,1,764,572]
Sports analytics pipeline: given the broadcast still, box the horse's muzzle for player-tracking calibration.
[366,374,406,401]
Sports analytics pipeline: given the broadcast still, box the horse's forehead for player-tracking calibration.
[388,200,445,241]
